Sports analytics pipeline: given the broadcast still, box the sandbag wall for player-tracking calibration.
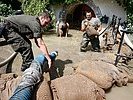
[1,60,133,100]
[0,73,106,100]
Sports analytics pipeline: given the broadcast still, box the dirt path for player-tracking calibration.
[1,29,133,100]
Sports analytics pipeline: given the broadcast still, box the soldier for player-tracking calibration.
[80,11,102,52]
[0,11,52,71]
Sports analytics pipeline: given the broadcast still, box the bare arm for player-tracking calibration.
[34,37,52,68]
[81,21,87,32]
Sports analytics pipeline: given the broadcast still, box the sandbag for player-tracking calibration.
[82,20,99,36]
[117,66,133,84]
[36,74,52,100]
[0,73,19,94]
[50,74,105,100]
[86,25,99,36]
[73,60,121,90]
[0,75,21,100]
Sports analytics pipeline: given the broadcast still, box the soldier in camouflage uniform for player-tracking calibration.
[80,11,102,52]
[0,12,52,71]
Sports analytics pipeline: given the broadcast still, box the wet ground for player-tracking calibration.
[0,29,133,100]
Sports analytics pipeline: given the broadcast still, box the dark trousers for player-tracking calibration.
[80,33,100,51]
[3,28,34,71]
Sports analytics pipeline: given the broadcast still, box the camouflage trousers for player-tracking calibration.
[80,32,100,51]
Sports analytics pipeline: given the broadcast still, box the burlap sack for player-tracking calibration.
[73,60,121,90]
[117,66,133,85]
[50,74,105,100]
[0,73,52,100]
[86,25,99,36]
[36,75,52,100]
[0,75,22,100]
[0,73,18,94]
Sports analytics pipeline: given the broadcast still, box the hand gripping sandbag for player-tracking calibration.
[84,21,99,36]
[86,25,99,36]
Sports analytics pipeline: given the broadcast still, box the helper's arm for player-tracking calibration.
[81,20,88,32]
[34,37,52,68]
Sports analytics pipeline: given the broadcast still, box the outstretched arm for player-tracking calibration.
[34,37,52,68]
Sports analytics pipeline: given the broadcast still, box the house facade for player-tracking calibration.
[52,0,126,28]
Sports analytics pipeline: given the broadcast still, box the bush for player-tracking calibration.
[0,3,14,17]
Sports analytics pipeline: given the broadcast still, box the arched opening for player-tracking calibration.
[66,4,95,29]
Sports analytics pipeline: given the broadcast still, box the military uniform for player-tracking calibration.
[80,17,101,52]
[1,15,43,71]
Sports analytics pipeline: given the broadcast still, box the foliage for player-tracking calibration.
[49,0,87,5]
[21,0,49,15]
[1,0,133,30]
[20,0,56,29]
[0,2,14,17]
[125,0,133,30]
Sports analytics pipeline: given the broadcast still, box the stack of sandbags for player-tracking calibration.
[117,66,133,84]
[0,73,21,100]
[50,74,105,100]
[73,60,127,90]
[36,74,52,100]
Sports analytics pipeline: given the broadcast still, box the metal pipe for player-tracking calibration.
[114,31,125,66]
[0,52,18,67]
[114,17,121,44]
